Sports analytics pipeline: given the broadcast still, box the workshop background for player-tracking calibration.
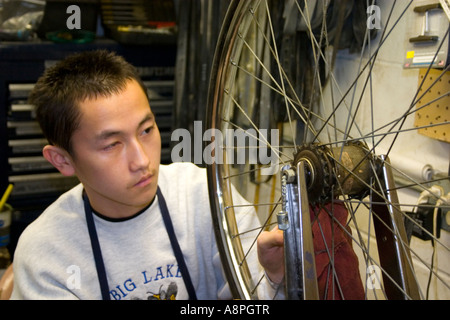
[0,0,448,299]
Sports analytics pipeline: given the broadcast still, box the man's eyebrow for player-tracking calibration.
[95,112,155,141]
[95,130,122,141]
[139,112,155,127]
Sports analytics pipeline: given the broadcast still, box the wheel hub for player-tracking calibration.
[293,141,373,204]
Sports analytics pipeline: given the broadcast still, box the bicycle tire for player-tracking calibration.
[206,0,450,300]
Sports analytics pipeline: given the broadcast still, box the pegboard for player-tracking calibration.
[414,68,450,143]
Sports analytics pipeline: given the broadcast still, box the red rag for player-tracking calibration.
[311,202,365,300]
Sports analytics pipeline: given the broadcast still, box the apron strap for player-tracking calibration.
[157,187,198,300]
[83,193,111,300]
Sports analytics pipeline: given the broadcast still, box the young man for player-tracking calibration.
[11,50,284,300]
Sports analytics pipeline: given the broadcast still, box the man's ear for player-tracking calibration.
[42,145,76,177]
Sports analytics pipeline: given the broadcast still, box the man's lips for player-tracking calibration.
[134,174,153,187]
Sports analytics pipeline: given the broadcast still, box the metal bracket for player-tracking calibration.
[372,155,421,300]
[280,162,318,300]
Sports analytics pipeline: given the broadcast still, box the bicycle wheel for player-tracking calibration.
[206,0,450,300]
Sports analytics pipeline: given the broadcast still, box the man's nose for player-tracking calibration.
[129,139,150,171]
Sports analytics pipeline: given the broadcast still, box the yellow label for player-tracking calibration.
[406,51,415,59]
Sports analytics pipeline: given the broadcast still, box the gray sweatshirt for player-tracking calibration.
[11,162,278,300]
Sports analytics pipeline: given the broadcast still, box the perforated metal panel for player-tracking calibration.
[414,68,450,142]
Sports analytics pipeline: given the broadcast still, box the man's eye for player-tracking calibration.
[104,142,119,151]
[142,126,153,135]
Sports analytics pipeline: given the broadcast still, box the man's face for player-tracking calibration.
[69,79,161,218]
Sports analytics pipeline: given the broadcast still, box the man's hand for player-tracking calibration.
[257,226,284,284]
